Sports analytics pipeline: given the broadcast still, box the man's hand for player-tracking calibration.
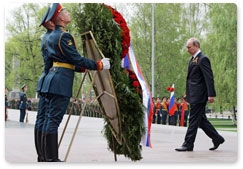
[208,97,215,103]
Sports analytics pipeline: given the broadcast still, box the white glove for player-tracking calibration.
[101,58,110,70]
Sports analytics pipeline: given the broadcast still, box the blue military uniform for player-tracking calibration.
[41,3,103,162]
[34,6,53,162]
[19,84,27,122]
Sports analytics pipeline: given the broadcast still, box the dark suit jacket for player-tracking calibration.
[186,52,216,104]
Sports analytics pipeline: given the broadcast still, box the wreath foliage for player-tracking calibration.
[72,3,145,161]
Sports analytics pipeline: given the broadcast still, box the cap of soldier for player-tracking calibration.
[39,6,51,27]
[21,84,27,89]
[46,3,65,22]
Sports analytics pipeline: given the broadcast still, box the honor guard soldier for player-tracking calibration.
[19,84,28,122]
[5,87,9,121]
[34,6,55,162]
[41,3,110,162]
[161,96,168,125]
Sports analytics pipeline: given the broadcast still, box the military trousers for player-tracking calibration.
[43,94,70,134]
[35,95,48,131]
[19,109,26,122]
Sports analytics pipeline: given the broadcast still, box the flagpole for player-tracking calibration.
[151,3,155,97]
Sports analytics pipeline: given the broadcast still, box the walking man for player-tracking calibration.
[175,37,224,151]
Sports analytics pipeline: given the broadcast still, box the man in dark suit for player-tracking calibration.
[175,37,224,152]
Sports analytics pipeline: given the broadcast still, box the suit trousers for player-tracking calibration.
[183,103,220,148]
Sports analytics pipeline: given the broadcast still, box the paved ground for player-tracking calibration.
[3,109,240,168]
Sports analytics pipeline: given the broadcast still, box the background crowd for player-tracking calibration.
[152,96,189,127]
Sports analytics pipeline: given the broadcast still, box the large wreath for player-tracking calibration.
[72,4,145,161]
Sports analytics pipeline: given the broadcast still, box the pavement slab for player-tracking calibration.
[3,109,239,168]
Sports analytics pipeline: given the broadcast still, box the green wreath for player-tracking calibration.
[72,3,145,161]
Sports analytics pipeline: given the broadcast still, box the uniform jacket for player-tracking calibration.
[41,26,98,97]
[36,29,53,93]
[19,92,27,109]
[186,52,216,104]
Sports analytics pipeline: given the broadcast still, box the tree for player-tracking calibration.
[130,4,191,98]
[5,3,48,98]
[204,3,237,113]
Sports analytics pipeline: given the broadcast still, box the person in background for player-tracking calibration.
[41,3,110,162]
[176,97,182,125]
[181,96,190,127]
[152,97,156,123]
[5,87,9,121]
[19,84,28,122]
[173,97,179,125]
[154,97,162,124]
[160,96,168,125]
[175,37,224,152]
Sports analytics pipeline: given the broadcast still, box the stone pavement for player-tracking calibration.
[4,109,239,167]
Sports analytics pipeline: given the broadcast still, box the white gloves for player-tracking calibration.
[101,58,110,70]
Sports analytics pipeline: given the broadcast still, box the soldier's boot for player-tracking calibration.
[44,133,63,162]
[41,133,46,162]
[34,129,44,162]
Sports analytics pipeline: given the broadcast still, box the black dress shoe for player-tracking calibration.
[209,137,225,151]
[175,146,193,152]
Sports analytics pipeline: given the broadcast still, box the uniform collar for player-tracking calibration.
[55,25,66,31]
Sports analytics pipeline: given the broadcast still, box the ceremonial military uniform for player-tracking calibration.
[5,87,8,121]
[161,97,168,125]
[34,6,53,162]
[40,3,110,162]
[19,84,27,122]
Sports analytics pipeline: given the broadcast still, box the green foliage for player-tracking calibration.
[130,4,190,98]
[71,3,145,161]
[129,3,237,112]
[5,3,48,97]
[203,3,237,111]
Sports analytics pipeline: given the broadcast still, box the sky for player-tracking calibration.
[1,0,242,168]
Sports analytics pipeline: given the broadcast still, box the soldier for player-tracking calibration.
[161,96,168,125]
[181,97,190,127]
[34,6,55,162]
[41,3,110,162]
[5,87,8,121]
[154,97,162,124]
[19,84,28,122]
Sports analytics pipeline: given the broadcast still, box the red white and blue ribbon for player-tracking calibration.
[123,43,154,148]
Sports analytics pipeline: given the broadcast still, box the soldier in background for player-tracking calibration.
[161,96,168,125]
[19,84,28,122]
[5,87,9,121]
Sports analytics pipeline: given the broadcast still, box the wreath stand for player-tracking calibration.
[58,31,123,162]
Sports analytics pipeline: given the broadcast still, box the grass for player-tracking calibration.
[208,118,237,132]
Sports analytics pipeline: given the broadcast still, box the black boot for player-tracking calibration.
[41,133,46,162]
[34,129,44,162]
[44,133,62,162]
